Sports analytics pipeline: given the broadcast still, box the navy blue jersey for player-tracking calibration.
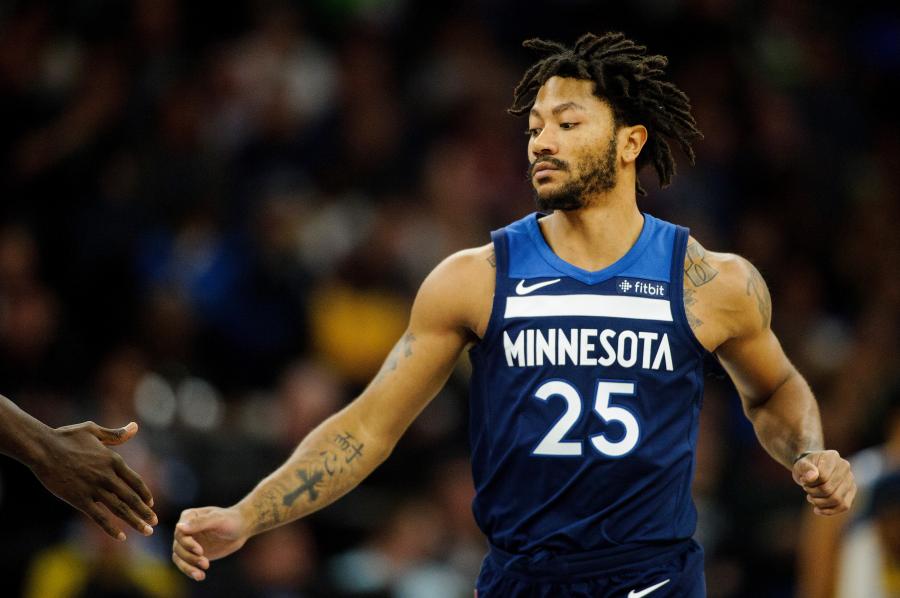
[468,212,707,556]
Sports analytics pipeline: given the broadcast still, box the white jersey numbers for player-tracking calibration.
[532,380,640,458]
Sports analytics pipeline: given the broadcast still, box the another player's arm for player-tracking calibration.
[690,242,855,516]
[172,246,493,581]
[0,394,156,539]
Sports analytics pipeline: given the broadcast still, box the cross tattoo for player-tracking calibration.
[282,469,324,506]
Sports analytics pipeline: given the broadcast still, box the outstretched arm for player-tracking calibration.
[172,246,493,581]
[710,255,855,516]
[0,395,157,539]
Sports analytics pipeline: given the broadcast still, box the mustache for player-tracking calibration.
[527,157,568,180]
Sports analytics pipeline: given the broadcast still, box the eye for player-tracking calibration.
[526,128,542,137]
[560,122,578,130]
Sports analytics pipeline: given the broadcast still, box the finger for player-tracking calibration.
[173,539,209,570]
[175,531,204,556]
[113,456,156,514]
[97,487,153,536]
[809,480,856,514]
[172,552,206,581]
[106,474,157,526]
[804,465,853,498]
[804,479,838,498]
[84,501,126,541]
[94,421,138,446]
[815,504,851,516]
[827,476,857,509]
[807,494,841,509]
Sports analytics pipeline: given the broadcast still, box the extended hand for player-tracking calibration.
[172,506,249,581]
[32,420,157,540]
[792,449,856,516]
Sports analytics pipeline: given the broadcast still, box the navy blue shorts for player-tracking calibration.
[475,539,705,598]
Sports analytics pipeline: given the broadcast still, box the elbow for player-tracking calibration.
[742,367,803,418]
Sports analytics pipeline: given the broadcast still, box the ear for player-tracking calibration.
[619,124,648,165]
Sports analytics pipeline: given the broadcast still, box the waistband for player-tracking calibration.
[487,539,694,582]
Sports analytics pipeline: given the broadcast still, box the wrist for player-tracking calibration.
[0,396,53,468]
[792,449,823,464]
[232,500,258,539]
[16,418,54,470]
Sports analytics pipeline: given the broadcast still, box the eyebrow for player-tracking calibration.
[530,101,586,118]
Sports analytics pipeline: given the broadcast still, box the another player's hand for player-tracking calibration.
[792,449,856,516]
[173,506,250,581]
[31,420,157,540]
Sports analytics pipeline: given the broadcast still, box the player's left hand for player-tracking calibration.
[792,449,856,516]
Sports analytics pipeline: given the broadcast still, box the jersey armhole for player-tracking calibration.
[670,226,710,357]
[471,229,508,352]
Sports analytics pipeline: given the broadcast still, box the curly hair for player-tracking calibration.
[510,32,703,195]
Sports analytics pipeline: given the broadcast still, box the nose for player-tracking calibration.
[530,130,557,159]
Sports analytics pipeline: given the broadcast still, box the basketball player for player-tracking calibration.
[0,394,157,540]
[171,33,855,596]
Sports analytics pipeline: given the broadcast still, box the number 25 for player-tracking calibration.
[532,380,640,458]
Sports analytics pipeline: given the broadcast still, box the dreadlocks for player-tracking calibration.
[510,32,703,195]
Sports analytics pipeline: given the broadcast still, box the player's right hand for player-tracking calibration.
[172,506,249,581]
[32,420,157,541]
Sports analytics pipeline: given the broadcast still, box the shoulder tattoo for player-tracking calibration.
[684,241,718,287]
[683,286,703,331]
[744,260,772,328]
[487,250,496,268]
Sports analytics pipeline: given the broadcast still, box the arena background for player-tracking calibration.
[1,1,898,596]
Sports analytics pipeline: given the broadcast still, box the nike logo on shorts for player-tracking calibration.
[628,578,670,598]
[515,278,561,295]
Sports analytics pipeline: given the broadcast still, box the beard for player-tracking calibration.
[530,135,619,212]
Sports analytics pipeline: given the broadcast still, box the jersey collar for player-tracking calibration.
[526,212,657,285]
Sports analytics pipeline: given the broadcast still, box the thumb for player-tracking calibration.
[794,458,819,485]
[177,509,214,534]
[93,421,138,446]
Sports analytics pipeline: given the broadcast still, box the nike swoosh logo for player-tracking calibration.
[515,278,561,295]
[628,578,671,598]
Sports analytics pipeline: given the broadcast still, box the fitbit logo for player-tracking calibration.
[616,278,668,298]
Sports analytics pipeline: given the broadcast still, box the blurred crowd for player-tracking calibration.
[0,0,898,597]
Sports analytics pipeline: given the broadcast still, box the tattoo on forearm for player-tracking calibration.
[685,241,718,287]
[745,261,772,327]
[683,287,703,330]
[250,429,367,534]
[250,485,286,533]
[322,431,365,475]
[487,251,496,268]
[283,469,324,505]
[333,431,364,463]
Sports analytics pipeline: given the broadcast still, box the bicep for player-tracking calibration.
[349,253,484,444]
[717,327,795,410]
[354,321,468,442]
[712,256,794,409]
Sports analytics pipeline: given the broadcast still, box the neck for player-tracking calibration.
[538,189,644,271]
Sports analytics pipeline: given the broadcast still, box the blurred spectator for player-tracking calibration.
[836,472,900,598]
[328,497,469,598]
[22,519,184,598]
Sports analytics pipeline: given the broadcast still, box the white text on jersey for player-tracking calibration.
[503,328,674,371]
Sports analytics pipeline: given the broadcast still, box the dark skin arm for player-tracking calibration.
[687,241,856,516]
[0,394,157,540]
